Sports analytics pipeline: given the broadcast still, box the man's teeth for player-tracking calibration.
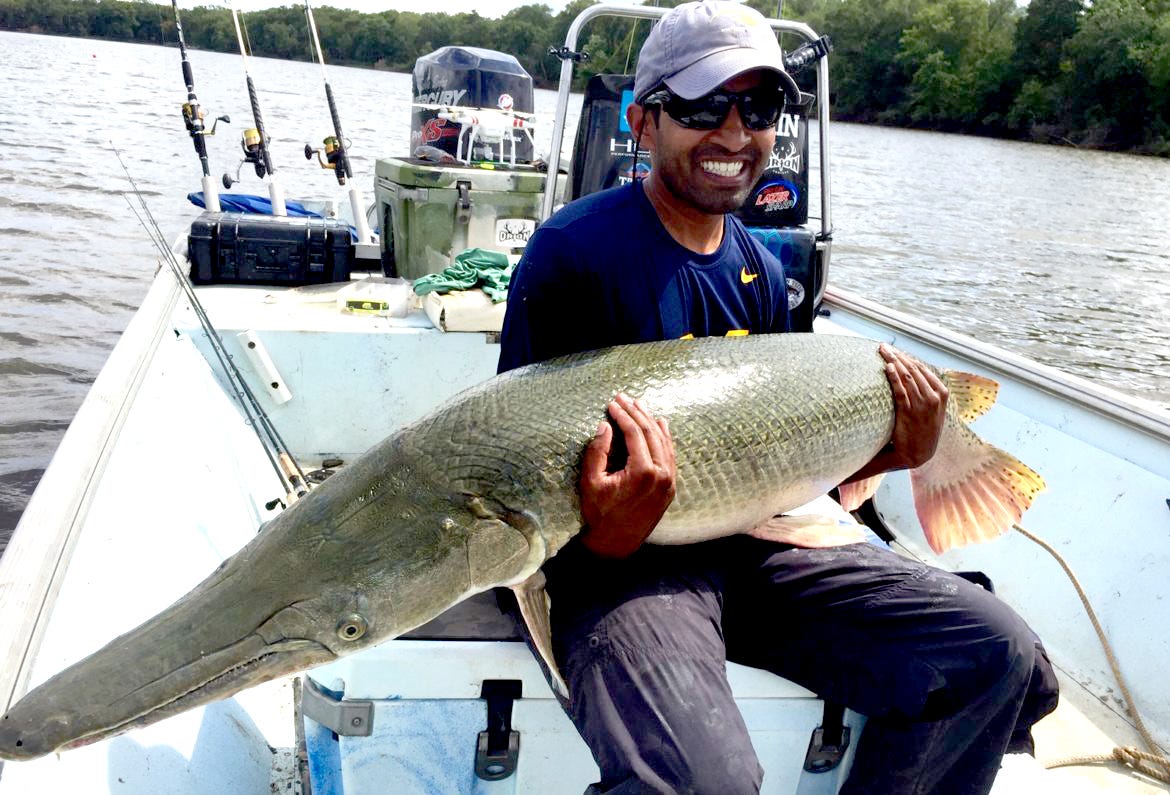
[701,160,744,177]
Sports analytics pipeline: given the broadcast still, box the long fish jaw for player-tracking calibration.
[0,625,336,761]
[0,447,545,762]
[0,507,361,761]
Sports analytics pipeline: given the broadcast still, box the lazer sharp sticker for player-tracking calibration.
[753,180,799,212]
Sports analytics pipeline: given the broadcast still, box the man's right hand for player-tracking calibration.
[578,393,676,558]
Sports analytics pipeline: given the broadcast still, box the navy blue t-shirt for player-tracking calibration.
[498,181,790,373]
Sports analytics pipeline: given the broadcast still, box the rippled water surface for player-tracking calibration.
[1,30,1168,551]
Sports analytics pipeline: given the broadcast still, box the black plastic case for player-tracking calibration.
[188,212,353,286]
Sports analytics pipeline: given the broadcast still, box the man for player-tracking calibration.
[499,3,1056,792]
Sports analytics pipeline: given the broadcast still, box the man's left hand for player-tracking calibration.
[879,343,949,469]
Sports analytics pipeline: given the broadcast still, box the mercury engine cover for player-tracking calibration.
[411,46,535,162]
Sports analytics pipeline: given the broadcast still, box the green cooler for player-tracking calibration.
[375,157,565,280]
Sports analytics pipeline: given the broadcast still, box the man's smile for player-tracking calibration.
[701,160,745,178]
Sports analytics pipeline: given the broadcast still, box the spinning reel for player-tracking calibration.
[222,127,269,188]
[304,135,352,184]
[182,102,229,142]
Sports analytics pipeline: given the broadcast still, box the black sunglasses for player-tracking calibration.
[641,86,786,131]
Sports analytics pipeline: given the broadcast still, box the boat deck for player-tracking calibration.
[0,272,1166,792]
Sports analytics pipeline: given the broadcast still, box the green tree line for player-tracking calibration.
[3,0,1169,153]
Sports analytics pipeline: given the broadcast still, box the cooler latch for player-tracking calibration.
[299,676,373,737]
[804,701,851,773]
[456,180,473,226]
[475,679,521,781]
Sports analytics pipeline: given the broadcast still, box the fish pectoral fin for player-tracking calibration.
[911,421,1046,554]
[747,514,867,548]
[511,571,569,699]
[467,518,535,589]
[942,369,1000,423]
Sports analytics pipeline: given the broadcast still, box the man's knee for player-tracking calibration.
[567,652,762,795]
[978,598,1039,692]
[925,591,1039,719]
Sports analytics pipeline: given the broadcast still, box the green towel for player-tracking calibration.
[412,248,514,303]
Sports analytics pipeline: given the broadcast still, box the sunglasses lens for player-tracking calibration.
[663,90,783,131]
[740,93,783,130]
[667,95,729,129]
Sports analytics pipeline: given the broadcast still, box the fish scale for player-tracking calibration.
[409,333,895,549]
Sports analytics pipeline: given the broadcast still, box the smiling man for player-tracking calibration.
[498,2,1056,793]
[498,6,800,367]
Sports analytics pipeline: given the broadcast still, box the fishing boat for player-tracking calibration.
[0,3,1167,793]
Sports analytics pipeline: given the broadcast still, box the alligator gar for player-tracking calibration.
[0,333,1043,761]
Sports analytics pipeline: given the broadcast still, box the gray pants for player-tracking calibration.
[542,536,1058,795]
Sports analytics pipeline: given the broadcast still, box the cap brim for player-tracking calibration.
[664,49,801,106]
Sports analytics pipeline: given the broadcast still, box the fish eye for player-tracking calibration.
[336,614,368,641]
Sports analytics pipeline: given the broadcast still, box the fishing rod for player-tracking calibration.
[222,1,287,215]
[170,0,229,212]
[113,146,307,507]
[301,0,374,243]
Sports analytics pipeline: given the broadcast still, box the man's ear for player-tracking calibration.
[627,103,654,149]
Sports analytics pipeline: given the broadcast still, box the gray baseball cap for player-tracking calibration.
[633,1,799,105]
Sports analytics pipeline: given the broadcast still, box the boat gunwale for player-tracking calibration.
[824,285,1170,443]
[0,269,182,714]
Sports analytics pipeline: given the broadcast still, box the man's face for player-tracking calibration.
[634,71,778,215]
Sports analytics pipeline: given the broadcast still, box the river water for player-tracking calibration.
[1,30,1168,552]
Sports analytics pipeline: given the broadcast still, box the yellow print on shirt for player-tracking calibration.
[679,331,749,339]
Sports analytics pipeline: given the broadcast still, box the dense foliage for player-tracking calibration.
[3,0,1169,153]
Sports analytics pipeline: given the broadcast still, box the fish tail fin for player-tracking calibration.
[911,417,1046,554]
[941,369,1000,422]
[837,475,885,512]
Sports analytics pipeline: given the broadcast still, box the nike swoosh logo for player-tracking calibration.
[740,267,759,284]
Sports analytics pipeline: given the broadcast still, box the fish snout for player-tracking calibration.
[0,707,64,761]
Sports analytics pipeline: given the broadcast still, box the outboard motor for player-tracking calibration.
[568,74,821,331]
[374,46,562,280]
[411,46,536,163]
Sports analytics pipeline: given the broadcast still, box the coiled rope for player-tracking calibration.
[1012,523,1170,785]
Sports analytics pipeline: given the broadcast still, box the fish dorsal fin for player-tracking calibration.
[942,370,1000,423]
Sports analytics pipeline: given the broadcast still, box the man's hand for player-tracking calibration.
[843,344,949,485]
[879,343,948,469]
[578,393,676,558]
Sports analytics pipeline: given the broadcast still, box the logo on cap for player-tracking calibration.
[715,4,766,28]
